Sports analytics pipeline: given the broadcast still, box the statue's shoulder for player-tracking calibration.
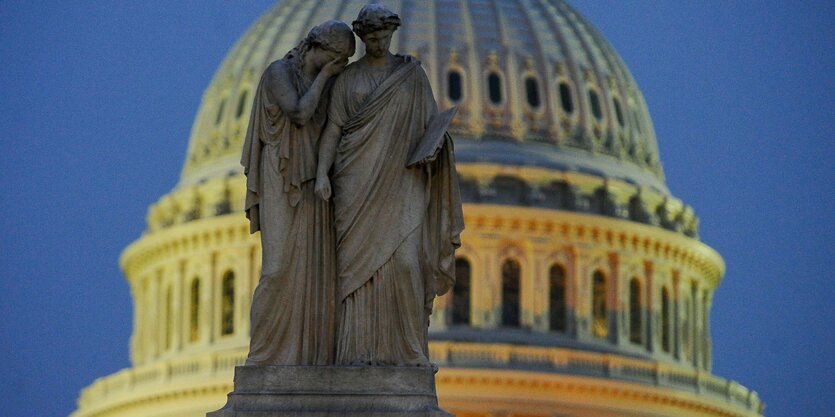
[397,54,427,75]
[398,54,420,66]
[334,59,366,83]
[265,59,291,77]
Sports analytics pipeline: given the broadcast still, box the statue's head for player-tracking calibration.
[352,4,401,37]
[352,4,400,58]
[304,20,356,61]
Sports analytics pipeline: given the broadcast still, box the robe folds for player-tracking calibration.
[240,58,337,366]
[328,55,464,365]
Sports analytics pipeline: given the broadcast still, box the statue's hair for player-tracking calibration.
[352,4,401,38]
[286,20,356,62]
[304,20,356,57]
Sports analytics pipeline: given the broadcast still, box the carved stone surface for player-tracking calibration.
[210,4,459,416]
[208,366,452,417]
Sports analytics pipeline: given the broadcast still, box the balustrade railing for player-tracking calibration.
[77,343,762,415]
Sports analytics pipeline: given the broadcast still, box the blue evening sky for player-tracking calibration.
[0,1,832,416]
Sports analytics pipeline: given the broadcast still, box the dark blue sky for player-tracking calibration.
[1,1,832,416]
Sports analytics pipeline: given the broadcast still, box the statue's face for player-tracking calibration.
[361,29,393,59]
[311,47,341,69]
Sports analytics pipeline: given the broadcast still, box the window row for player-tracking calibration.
[157,270,237,353]
[213,90,251,126]
[214,74,642,132]
[451,258,706,359]
[444,69,641,131]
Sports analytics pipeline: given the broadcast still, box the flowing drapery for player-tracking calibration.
[240,59,336,365]
[327,56,464,365]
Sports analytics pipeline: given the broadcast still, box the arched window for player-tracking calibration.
[163,286,172,350]
[501,259,520,326]
[588,89,602,120]
[235,90,249,118]
[215,98,226,125]
[613,97,625,126]
[524,77,541,108]
[189,278,200,343]
[221,271,235,336]
[451,257,471,325]
[629,278,642,344]
[488,72,502,104]
[661,286,671,353]
[447,70,463,102]
[558,82,574,114]
[592,270,607,338]
[549,264,566,332]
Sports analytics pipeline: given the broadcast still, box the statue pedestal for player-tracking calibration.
[208,365,453,417]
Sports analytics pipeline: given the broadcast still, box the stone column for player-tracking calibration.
[671,271,681,360]
[703,290,713,371]
[644,260,655,353]
[566,245,579,337]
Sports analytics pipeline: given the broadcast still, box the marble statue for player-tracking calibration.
[241,20,355,366]
[211,7,460,416]
[315,4,464,367]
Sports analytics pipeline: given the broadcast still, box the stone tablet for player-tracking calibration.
[408,106,458,167]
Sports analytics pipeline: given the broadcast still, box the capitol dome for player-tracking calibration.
[73,2,762,417]
[175,0,693,237]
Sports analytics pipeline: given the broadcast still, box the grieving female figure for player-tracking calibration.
[315,5,463,366]
[241,20,355,365]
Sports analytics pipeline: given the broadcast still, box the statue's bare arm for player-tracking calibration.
[315,120,342,200]
[270,59,346,126]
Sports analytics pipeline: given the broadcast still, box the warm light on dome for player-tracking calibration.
[72,2,763,417]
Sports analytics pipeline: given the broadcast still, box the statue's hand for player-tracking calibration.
[315,175,332,201]
[322,57,348,77]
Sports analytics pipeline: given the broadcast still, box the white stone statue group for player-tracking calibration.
[241,4,463,367]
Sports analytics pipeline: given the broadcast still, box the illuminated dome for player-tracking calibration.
[73,2,762,417]
[177,0,697,238]
[185,0,662,188]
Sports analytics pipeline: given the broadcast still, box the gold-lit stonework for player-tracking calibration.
[73,1,762,416]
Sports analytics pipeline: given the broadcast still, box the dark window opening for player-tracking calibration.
[452,258,471,325]
[613,97,625,126]
[524,77,541,108]
[549,264,566,332]
[592,270,607,338]
[221,271,235,336]
[588,89,602,120]
[488,73,502,104]
[559,82,573,113]
[235,91,249,118]
[448,71,463,102]
[189,278,200,342]
[501,259,520,326]
[491,175,529,205]
[215,99,226,125]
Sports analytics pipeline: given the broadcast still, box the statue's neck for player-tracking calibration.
[365,52,394,68]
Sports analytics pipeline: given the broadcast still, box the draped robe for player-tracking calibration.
[241,58,336,365]
[327,55,464,366]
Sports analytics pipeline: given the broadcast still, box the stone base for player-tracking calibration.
[207,365,453,417]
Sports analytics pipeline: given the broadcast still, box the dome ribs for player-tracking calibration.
[178,0,693,247]
[554,0,610,150]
